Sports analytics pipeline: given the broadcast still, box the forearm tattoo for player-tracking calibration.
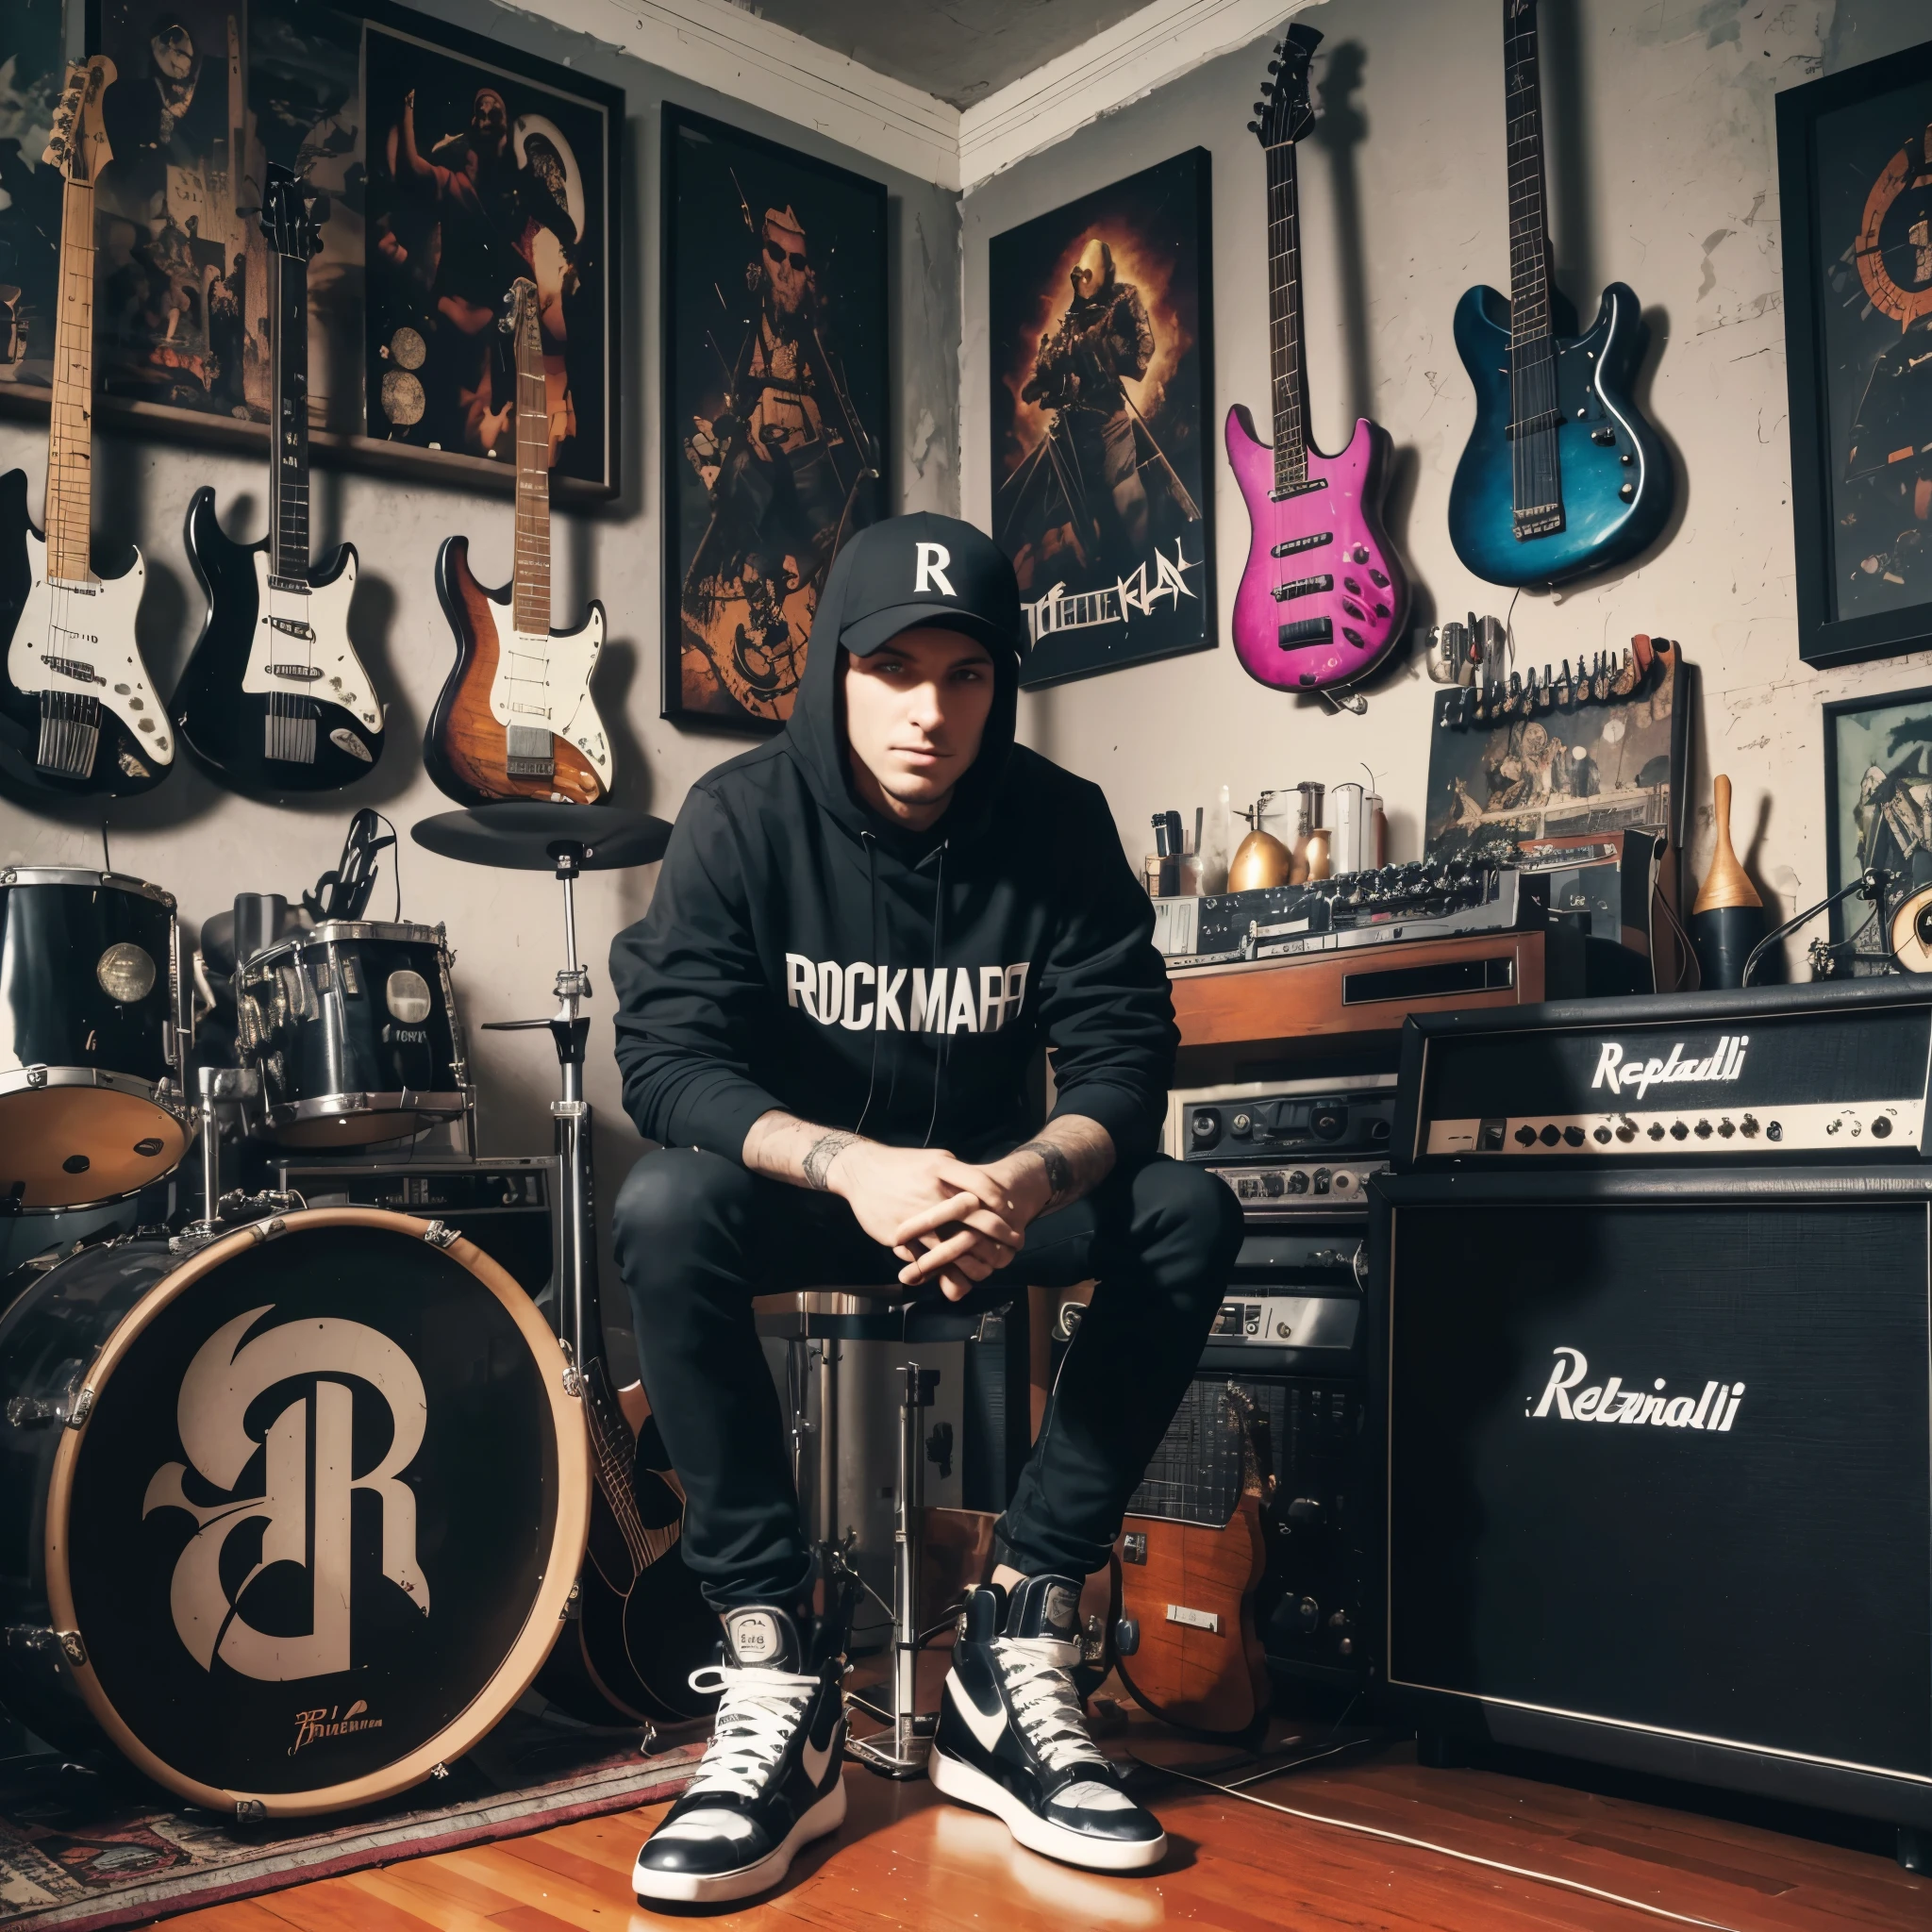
[1018,1137,1075,1207]
[801,1130,859,1191]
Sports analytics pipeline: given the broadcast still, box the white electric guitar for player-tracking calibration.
[0,57,174,796]
[425,276,610,805]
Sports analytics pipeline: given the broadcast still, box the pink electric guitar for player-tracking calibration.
[1227,25,1410,694]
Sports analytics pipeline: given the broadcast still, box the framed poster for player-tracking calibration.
[1821,683,1932,973]
[660,104,886,734]
[1778,42,1932,667]
[988,148,1214,689]
[0,0,621,499]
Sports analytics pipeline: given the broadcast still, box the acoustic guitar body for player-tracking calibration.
[1117,1499,1271,1737]
[426,535,607,807]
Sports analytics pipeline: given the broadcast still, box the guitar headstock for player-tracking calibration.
[42,58,115,184]
[1246,23,1320,149]
[260,162,327,262]
[500,276,541,370]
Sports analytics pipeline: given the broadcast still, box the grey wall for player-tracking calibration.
[962,0,1929,958]
[0,0,961,1346]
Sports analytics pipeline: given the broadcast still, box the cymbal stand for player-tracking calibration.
[483,841,597,1370]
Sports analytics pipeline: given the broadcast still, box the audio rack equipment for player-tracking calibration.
[1156,860,1542,969]
[1169,1074,1395,1214]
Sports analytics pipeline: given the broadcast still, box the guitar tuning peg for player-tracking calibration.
[1267,59,1280,72]
[1260,80,1275,95]
[1253,101,1266,115]
[1246,120,1260,134]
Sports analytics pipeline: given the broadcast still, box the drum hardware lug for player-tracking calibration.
[561,1579,582,1621]
[248,1217,289,1243]
[234,1797,265,1820]
[552,1100,589,1120]
[25,1065,47,1090]
[67,1387,95,1427]
[58,1629,86,1667]
[558,1337,582,1399]
[422,1220,458,1249]
[429,1761,450,1780]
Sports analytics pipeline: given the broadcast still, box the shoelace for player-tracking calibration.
[991,1638,1110,1776]
[680,1663,822,1802]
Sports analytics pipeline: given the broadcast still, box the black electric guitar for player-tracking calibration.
[0,58,174,795]
[175,163,387,791]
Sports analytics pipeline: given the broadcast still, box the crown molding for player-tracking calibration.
[957,0,1313,189]
[516,0,964,189]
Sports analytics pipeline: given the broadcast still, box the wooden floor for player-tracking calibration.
[165,1729,1929,1932]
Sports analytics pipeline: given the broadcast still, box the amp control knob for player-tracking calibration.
[1191,1108,1220,1145]
[1563,1125,1586,1147]
[1539,1124,1560,1146]
[1874,1115,1893,1140]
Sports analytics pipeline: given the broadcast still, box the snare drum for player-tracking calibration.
[0,1208,590,1815]
[0,868,192,1208]
[237,922,471,1147]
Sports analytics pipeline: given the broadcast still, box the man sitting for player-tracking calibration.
[609,511,1241,1903]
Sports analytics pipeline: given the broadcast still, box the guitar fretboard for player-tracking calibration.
[45,176,96,583]
[269,251,310,583]
[1502,0,1563,533]
[511,310,552,639]
[1264,140,1310,494]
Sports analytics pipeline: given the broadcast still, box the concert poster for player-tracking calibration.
[1810,68,1932,624]
[362,17,615,488]
[1822,682,1932,973]
[987,147,1215,689]
[0,0,65,397]
[660,104,887,734]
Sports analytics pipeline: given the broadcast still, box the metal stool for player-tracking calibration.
[754,1291,962,1778]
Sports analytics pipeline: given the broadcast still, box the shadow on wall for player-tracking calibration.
[1312,39,1374,430]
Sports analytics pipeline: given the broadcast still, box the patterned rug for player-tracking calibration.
[0,1706,703,1931]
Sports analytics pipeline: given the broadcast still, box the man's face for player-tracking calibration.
[151,24,194,81]
[763,220,809,316]
[1070,238,1108,301]
[471,90,508,156]
[842,626,998,825]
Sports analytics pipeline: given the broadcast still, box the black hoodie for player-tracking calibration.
[609,559,1177,1167]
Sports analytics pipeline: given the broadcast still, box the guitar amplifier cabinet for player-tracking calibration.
[1369,979,1932,1832]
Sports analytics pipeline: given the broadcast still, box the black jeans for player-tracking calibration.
[612,1148,1242,1607]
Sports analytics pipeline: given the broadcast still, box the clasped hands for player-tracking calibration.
[825,1142,1052,1303]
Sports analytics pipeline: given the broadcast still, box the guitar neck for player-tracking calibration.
[1264,141,1309,491]
[269,251,310,584]
[45,177,96,582]
[512,335,551,636]
[1503,0,1553,348]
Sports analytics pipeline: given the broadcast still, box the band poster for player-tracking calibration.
[0,0,620,495]
[988,147,1215,690]
[1811,70,1932,622]
[660,104,887,734]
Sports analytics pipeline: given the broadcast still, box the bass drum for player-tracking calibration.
[0,1208,589,1816]
[237,922,471,1148]
[0,868,192,1207]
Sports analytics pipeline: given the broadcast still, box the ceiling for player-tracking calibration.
[750,0,1154,108]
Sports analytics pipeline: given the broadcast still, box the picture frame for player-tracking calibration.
[1820,682,1932,973]
[659,103,888,735]
[987,148,1215,690]
[0,0,623,501]
[1776,41,1932,668]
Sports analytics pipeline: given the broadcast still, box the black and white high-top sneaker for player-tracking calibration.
[631,1604,846,1904]
[931,1574,1166,1872]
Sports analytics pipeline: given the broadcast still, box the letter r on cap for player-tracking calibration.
[914,542,956,597]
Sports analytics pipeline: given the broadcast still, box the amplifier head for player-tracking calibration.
[1169,1074,1395,1217]
[1394,978,1932,1169]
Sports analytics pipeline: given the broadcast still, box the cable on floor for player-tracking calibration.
[1144,1757,1747,1932]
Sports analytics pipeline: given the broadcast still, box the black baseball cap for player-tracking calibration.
[818,511,1024,660]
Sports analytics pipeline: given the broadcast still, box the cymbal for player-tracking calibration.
[412,801,672,872]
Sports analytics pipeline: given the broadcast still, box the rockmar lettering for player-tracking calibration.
[1590,1034,1747,1100]
[785,957,1030,1034]
[1528,1345,1745,1431]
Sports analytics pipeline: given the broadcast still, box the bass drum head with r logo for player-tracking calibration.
[44,1210,587,1814]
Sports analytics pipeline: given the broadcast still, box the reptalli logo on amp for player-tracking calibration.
[1528,1347,1745,1431]
[1591,1034,1747,1100]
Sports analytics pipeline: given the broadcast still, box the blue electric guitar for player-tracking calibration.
[1447,0,1672,589]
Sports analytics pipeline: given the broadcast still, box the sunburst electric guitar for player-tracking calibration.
[425,278,611,806]
[0,58,174,796]
[175,164,387,791]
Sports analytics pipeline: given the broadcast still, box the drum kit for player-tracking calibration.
[0,801,680,1819]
